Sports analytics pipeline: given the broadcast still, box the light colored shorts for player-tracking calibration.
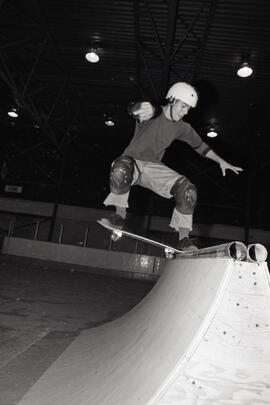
[103,159,193,231]
[133,160,183,198]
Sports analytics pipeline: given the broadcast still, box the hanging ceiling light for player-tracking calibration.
[85,49,100,63]
[7,107,19,118]
[104,117,115,127]
[237,61,253,78]
[207,126,218,138]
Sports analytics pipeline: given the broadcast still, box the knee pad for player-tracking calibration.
[109,156,134,195]
[171,177,197,215]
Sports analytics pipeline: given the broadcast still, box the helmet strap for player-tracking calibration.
[169,98,176,122]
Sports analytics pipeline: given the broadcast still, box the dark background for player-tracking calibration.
[1,0,270,230]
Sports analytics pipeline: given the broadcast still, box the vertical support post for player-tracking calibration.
[135,238,139,254]
[58,224,64,243]
[109,237,113,251]
[145,198,153,238]
[7,217,15,237]
[34,220,40,240]
[48,132,71,241]
[83,227,89,247]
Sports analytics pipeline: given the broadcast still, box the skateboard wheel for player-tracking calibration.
[111,231,122,242]
[165,248,174,259]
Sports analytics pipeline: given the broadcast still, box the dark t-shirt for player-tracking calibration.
[123,112,211,163]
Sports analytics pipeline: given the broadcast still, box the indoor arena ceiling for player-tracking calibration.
[1,0,270,143]
[0,0,270,229]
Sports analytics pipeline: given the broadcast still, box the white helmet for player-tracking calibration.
[166,82,198,108]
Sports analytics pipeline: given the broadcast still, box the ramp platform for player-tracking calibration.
[17,244,270,405]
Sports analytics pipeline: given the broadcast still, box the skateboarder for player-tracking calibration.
[103,82,243,251]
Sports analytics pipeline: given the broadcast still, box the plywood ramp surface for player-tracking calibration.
[17,258,270,405]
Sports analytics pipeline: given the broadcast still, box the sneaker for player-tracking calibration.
[108,214,126,230]
[177,237,198,252]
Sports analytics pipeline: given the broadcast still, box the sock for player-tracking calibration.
[178,227,189,240]
[116,206,127,219]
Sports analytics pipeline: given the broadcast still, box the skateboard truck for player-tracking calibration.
[111,227,175,257]
[111,229,123,242]
[98,218,181,258]
[164,247,175,259]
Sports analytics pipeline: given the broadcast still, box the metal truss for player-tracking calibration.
[0,2,81,151]
[133,0,217,100]
[0,0,83,238]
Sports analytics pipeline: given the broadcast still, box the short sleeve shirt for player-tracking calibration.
[122,112,211,163]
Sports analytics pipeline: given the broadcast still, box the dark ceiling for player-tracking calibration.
[1,0,270,231]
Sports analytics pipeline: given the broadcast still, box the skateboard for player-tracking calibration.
[98,218,249,261]
[97,218,184,258]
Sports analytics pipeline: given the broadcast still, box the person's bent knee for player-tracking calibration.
[170,177,197,215]
[109,156,134,195]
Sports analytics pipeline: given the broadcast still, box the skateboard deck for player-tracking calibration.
[98,218,185,257]
[98,218,249,261]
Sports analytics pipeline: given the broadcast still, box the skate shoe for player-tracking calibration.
[108,214,126,230]
[177,237,198,252]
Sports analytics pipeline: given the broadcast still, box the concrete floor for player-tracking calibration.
[0,255,154,405]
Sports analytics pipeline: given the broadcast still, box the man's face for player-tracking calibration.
[171,99,191,121]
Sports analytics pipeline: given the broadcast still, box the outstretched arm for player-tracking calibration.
[205,150,243,176]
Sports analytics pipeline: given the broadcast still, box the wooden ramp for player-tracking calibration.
[17,255,270,404]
